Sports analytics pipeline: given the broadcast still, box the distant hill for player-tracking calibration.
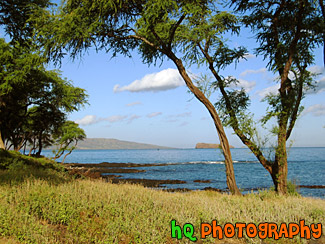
[74,138,173,150]
[195,143,234,149]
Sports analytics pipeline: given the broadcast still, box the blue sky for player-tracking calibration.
[1,18,324,149]
[53,40,325,148]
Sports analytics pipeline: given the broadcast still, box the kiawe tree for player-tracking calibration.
[32,0,242,194]
[0,38,88,154]
[181,0,324,194]
[227,0,323,194]
[52,121,86,164]
[0,0,51,45]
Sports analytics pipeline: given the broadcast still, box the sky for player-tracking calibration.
[1,14,325,149]
[53,40,325,148]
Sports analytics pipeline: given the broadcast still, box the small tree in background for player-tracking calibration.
[0,38,88,153]
[52,121,86,164]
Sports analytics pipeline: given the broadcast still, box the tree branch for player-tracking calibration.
[168,14,186,49]
[197,42,273,173]
[286,66,305,140]
[319,0,325,66]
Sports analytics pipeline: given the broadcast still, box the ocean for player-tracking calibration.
[43,147,325,198]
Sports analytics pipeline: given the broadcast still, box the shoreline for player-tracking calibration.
[65,162,325,193]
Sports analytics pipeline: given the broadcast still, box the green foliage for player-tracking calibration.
[0,0,52,44]
[287,180,300,197]
[232,0,324,71]
[52,121,86,163]
[0,38,88,152]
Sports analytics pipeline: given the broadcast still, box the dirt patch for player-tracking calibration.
[105,177,186,188]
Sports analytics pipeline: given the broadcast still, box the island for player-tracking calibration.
[195,143,234,149]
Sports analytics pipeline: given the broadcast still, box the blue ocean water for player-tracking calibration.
[44,147,325,198]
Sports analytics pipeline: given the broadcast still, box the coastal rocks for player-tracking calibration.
[194,180,211,183]
[65,162,186,188]
[195,143,234,149]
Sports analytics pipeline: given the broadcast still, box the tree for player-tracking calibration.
[0,0,51,44]
[52,121,86,164]
[32,0,241,194]
[0,38,88,153]
[181,0,324,194]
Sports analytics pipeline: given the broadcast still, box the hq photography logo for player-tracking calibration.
[170,220,322,242]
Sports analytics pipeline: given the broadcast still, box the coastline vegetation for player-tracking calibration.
[1,151,324,244]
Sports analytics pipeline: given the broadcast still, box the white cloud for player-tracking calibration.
[75,115,98,126]
[127,115,141,124]
[256,84,279,98]
[105,115,128,123]
[179,122,189,127]
[76,114,129,125]
[147,112,162,118]
[229,78,256,92]
[306,76,325,95]
[302,104,325,117]
[243,53,256,60]
[240,68,267,77]
[126,101,142,107]
[309,65,325,75]
[169,112,192,118]
[113,68,184,93]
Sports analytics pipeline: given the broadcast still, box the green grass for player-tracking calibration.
[0,150,324,243]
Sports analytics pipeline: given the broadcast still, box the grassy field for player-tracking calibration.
[0,150,324,243]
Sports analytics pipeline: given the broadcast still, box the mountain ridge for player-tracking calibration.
[75,138,174,150]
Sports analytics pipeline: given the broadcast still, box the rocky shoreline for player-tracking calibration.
[65,162,325,192]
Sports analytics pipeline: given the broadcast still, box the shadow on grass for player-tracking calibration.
[0,149,71,185]
[0,168,71,186]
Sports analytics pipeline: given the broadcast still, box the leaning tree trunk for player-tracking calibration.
[172,57,241,195]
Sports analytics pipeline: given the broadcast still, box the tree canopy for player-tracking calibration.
[0,0,51,44]
[0,38,88,155]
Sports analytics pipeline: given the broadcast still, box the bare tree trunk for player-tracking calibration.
[273,117,288,194]
[61,151,71,164]
[172,57,241,195]
[36,132,43,157]
[0,131,5,150]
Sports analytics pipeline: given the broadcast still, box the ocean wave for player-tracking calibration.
[164,160,259,165]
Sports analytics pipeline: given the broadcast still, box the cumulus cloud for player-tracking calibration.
[147,112,162,118]
[256,84,279,98]
[228,78,256,92]
[240,68,267,77]
[75,115,98,126]
[126,101,142,107]
[113,68,184,93]
[302,104,325,117]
